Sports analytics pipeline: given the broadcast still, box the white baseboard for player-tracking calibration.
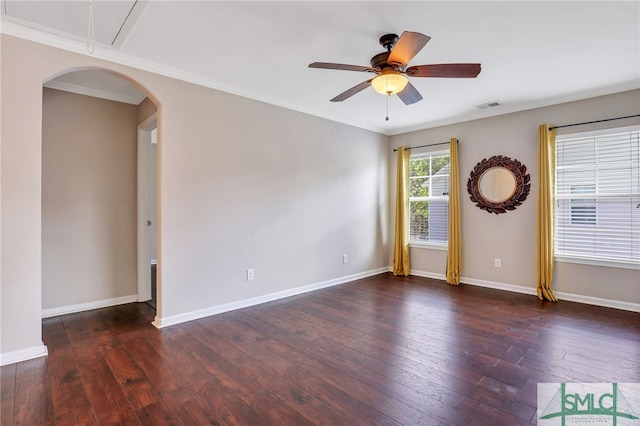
[42,294,138,318]
[409,269,538,296]
[0,343,48,367]
[460,276,538,296]
[555,291,640,313]
[409,269,446,281]
[409,268,639,312]
[152,267,389,329]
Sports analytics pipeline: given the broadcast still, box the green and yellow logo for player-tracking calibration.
[538,383,640,426]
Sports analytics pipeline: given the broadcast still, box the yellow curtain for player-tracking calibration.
[537,125,558,301]
[446,138,461,285]
[393,146,411,276]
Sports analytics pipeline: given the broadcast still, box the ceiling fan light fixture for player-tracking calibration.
[371,70,408,95]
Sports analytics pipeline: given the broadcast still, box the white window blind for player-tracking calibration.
[409,151,450,244]
[555,126,640,266]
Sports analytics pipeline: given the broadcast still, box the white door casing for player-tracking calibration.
[137,113,157,304]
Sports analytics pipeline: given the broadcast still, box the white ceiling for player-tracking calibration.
[2,1,639,135]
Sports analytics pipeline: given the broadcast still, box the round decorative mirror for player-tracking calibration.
[479,167,517,202]
[467,155,530,214]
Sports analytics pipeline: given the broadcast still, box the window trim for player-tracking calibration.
[408,149,450,245]
[555,255,640,271]
[409,241,447,250]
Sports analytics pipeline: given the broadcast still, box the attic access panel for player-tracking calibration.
[3,0,142,47]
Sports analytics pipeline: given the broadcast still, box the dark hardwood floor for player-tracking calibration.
[2,273,639,425]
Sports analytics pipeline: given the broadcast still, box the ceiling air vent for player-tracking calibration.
[476,101,501,109]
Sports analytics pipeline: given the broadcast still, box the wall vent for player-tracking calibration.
[476,102,501,109]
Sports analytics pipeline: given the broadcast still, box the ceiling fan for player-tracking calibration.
[309,31,481,105]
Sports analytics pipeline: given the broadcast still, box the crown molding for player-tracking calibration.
[4,19,636,137]
[1,19,388,135]
[391,81,640,136]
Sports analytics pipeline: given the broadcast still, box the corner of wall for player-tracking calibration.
[0,343,48,367]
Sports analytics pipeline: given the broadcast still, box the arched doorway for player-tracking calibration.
[41,68,160,323]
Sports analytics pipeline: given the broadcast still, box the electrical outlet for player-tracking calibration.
[494,258,501,268]
[343,254,348,264]
[247,268,254,281]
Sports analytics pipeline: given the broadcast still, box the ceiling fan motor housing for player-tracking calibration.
[372,34,403,70]
[370,52,392,69]
[379,33,399,51]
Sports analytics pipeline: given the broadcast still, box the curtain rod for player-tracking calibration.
[393,141,451,152]
[549,114,640,131]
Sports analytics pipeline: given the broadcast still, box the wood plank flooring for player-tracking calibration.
[2,273,639,425]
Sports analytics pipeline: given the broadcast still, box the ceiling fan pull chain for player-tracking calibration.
[385,95,390,121]
[87,0,95,54]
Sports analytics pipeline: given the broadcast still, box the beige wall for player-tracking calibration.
[157,86,390,317]
[390,89,640,305]
[0,35,389,360]
[42,88,138,310]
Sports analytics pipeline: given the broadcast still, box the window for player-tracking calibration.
[555,126,640,266]
[409,151,450,244]
[570,184,596,225]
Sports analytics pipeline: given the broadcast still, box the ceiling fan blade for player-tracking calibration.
[330,79,373,102]
[309,62,376,73]
[406,63,481,78]
[388,31,431,67]
[397,82,423,105]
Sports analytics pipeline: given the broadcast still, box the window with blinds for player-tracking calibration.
[555,126,640,266]
[409,151,450,245]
